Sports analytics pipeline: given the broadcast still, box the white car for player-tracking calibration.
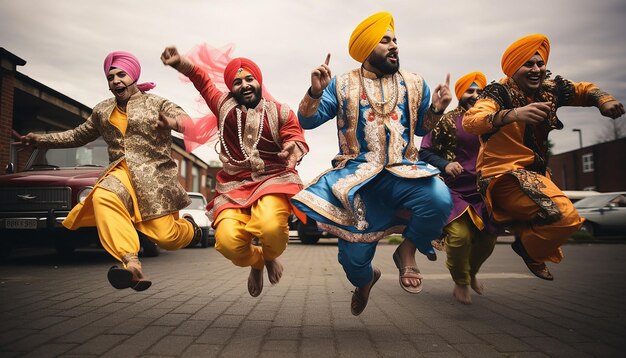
[180,192,214,248]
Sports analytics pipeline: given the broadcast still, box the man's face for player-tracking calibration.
[366,29,399,75]
[107,68,138,103]
[231,74,262,108]
[511,53,547,94]
[459,87,482,110]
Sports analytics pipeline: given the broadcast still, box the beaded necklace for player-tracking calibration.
[219,99,266,164]
[359,68,399,116]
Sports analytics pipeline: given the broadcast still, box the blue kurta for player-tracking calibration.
[292,68,450,246]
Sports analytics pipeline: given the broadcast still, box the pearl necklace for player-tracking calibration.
[220,99,266,165]
[359,68,399,116]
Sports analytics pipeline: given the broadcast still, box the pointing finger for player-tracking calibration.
[444,73,450,87]
[324,53,331,66]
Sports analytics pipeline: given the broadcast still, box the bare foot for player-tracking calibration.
[470,276,484,295]
[248,267,264,297]
[453,284,472,305]
[265,259,284,285]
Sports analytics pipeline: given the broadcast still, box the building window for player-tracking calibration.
[192,166,200,192]
[582,153,594,173]
[206,175,215,189]
[180,159,187,178]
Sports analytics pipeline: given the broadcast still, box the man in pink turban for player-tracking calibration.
[18,51,201,291]
[464,34,624,280]
[420,71,497,305]
[161,45,308,298]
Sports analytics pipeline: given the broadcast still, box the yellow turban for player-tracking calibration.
[501,34,550,77]
[349,12,395,63]
[454,72,487,100]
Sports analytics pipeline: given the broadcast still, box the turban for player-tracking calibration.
[501,34,550,77]
[349,11,394,63]
[103,51,156,92]
[223,57,263,91]
[454,72,487,100]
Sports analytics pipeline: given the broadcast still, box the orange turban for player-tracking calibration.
[454,72,486,100]
[349,12,394,63]
[223,57,263,91]
[501,34,550,77]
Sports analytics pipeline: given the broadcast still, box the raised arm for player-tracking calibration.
[297,54,339,129]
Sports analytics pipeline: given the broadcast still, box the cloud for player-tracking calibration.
[2,0,625,182]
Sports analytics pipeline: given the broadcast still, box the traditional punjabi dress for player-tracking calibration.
[294,66,452,287]
[36,90,195,262]
[464,73,616,263]
[184,63,307,270]
[420,102,497,286]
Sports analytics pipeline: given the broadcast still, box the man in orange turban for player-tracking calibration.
[420,72,497,305]
[464,34,624,281]
[161,46,308,298]
[294,11,454,315]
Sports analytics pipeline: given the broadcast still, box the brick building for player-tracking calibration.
[549,137,626,192]
[0,47,219,200]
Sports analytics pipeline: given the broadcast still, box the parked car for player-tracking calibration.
[0,138,159,258]
[180,192,214,248]
[574,192,626,236]
[288,214,335,245]
[562,190,601,203]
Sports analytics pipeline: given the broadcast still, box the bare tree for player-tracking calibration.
[595,118,626,144]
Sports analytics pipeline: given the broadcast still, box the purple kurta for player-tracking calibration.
[420,108,497,234]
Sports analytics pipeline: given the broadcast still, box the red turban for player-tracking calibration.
[454,72,486,100]
[501,34,550,77]
[223,57,263,91]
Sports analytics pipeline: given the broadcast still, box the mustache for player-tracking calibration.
[109,80,136,92]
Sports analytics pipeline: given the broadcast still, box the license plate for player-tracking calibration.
[5,219,38,229]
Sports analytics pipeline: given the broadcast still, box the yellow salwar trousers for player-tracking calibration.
[214,194,291,270]
[444,211,497,286]
[488,174,583,263]
[63,162,194,263]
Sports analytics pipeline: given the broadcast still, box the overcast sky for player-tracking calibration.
[2,0,625,182]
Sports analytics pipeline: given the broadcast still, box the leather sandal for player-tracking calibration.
[511,239,554,281]
[392,248,423,294]
[107,254,152,291]
[351,267,381,316]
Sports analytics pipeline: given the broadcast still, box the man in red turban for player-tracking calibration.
[17,51,201,291]
[161,46,308,298]
[420,71,497,305]
[464,34,624,280]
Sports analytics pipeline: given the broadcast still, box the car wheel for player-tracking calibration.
[297,222,320,245]
[138,232,160,257]
[200,228,209,248]
[580,221,595,236]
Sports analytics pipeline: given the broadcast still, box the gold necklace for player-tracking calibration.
[359,68,399,117]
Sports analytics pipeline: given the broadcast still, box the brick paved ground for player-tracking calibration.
[1,240,625,357]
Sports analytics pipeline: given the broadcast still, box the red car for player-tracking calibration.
[0,138,159,258]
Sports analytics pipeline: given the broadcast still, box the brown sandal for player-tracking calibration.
[511,240,554,281]
[351,267,381,316]
[392,249,423,294]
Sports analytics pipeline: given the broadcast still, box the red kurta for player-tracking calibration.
[186,66,308,220]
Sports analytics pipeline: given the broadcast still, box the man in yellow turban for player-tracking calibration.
[464,34,624,281]
[294,11,453,315]
[420,72,497,305]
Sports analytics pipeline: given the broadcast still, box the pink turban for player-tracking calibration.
[501,34,550,77]
[103,51,156,92]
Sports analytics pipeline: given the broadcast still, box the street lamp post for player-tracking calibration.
[572,128,582,149]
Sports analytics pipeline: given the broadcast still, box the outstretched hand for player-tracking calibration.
[161,46,193,74]
[277,141,305,168]
[431,73,452,113]
[11,130,39,148]
[310,53,332,98]
[599,100,625,119]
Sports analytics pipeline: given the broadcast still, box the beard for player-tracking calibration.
[367,52,400,75]
[232,86,262,108]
